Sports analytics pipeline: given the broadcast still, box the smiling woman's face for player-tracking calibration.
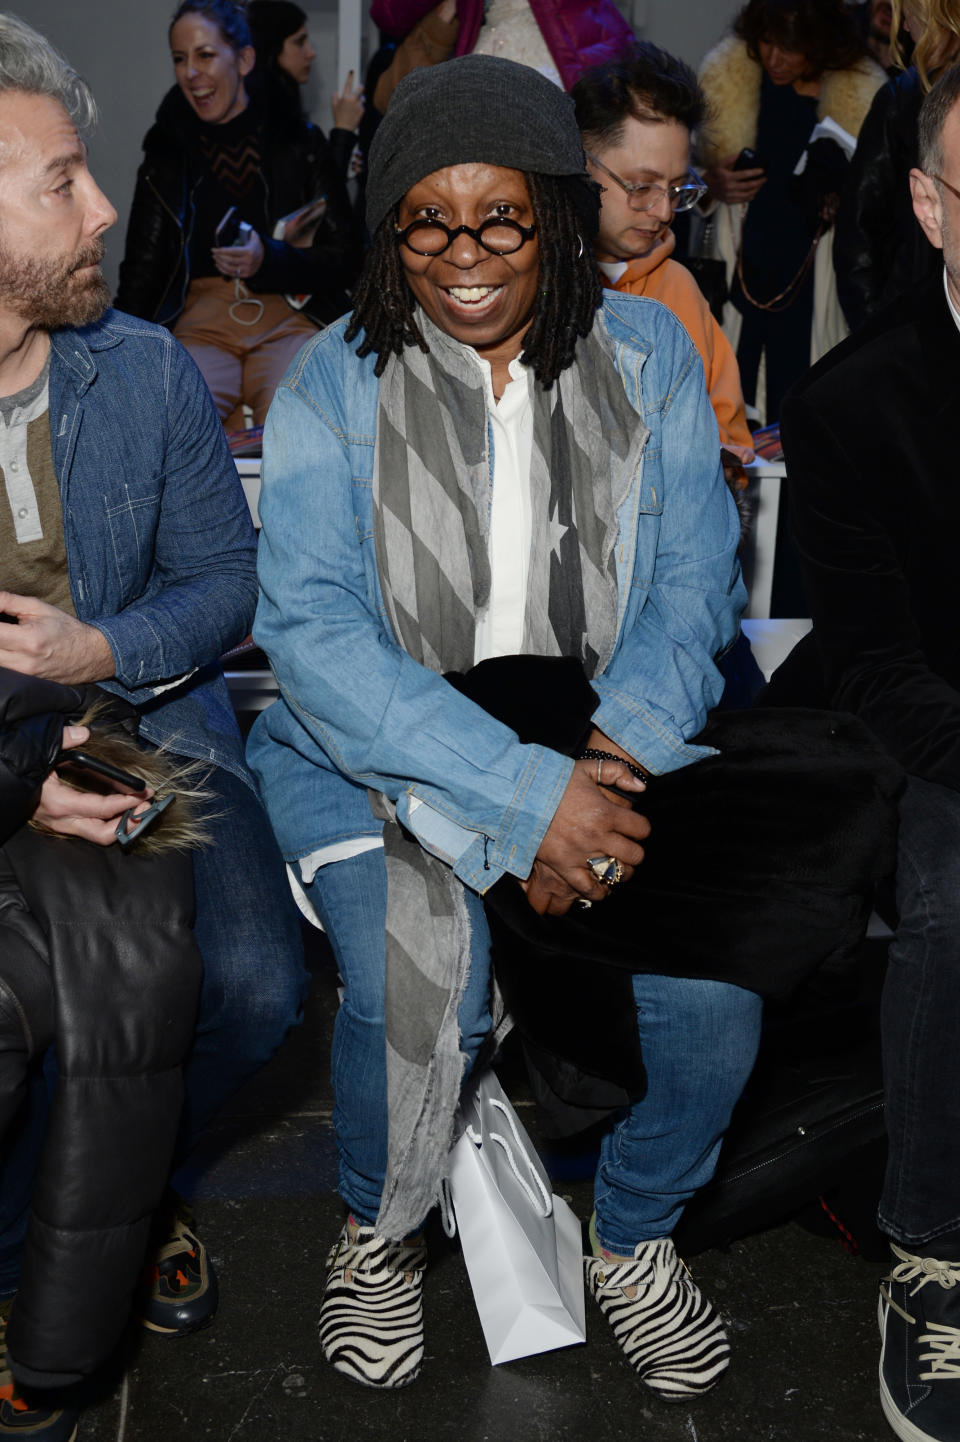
[170,14,254,125]
[397,162,540,375]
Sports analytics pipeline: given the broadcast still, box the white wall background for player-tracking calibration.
[26,0,731,294]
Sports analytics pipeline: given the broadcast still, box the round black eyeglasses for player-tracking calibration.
[395,217,537,256]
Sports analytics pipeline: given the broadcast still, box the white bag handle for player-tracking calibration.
[466,1098,553,1219]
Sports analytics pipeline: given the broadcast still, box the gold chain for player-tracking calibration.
[735,204,826,314]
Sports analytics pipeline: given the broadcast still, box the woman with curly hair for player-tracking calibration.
[699,0,885,420]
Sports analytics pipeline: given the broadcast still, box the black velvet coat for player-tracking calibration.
[448,658,901,1105]
[779,275,960,791]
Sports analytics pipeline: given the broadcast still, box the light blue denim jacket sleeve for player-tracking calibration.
[250,295,744,891]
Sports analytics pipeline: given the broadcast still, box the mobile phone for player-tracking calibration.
[215,206,241,247]
[55,750,147,793]
[733,147,763,172]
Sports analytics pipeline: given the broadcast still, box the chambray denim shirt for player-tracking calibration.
[248,292,746,892]
[48,310,257,782]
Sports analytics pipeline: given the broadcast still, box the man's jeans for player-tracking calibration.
[879,775,960,1246]
[307,849,762,1242]
[0,765,309,1294]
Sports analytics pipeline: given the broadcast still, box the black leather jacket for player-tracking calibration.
[0,670,202,1387]
[115,82,359,329]
[833,67,939,331]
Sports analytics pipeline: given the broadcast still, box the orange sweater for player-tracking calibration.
[606,231,754,463]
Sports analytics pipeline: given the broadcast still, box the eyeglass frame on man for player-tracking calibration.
[585,151,707,213]
[933,172,960,205]
[394,216,537,257]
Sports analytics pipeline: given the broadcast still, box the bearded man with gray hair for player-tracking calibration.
[0,16,307,1438]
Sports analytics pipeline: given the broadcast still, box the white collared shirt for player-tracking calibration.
[944,267,960,333]
[467,347,534,663]
[295,344,535,892]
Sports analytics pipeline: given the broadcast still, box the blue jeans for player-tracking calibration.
[594,974,763,1254]
[306,850,492,1226]
[0,765,309,1293]
[308,849,763,1244]
[879,776,960,1246]
[177,765,310,1153]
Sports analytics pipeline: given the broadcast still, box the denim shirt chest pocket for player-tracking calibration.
[63,472,164,618]
[100,475,164,600]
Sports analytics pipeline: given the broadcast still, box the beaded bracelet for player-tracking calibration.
[578,747,649,784]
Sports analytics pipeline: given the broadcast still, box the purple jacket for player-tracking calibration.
[369,0,635,90]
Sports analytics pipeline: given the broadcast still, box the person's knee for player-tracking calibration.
[640,977,762,1101]
[196,953,307,1055]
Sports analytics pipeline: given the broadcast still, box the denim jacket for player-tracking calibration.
[248,292,746,890]
[49,310,257,781]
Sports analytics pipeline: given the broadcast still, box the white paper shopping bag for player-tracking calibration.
[448,1067,586,1365]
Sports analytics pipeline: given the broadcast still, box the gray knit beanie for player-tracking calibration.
[365,54,587,235]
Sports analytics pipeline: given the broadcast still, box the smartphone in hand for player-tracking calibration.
[215,207,241,247]
[55,750,147,793]
[733,147,764,172]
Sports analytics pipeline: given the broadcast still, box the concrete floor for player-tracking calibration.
[73,933,893,1442]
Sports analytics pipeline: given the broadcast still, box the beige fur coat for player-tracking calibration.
[695,35,885,398]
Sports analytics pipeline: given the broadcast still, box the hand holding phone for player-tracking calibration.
[33,729,153,846]
[212,209,263,280]
[704,149,766,205]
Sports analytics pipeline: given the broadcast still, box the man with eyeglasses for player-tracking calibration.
[778,63,960,1442]
[572,44,754,467]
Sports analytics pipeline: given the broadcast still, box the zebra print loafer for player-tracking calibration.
[319,1220,428,1389]
[584,1236,729,1401]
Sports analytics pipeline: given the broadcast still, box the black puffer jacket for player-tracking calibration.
[0,669,202,1387]
[115,80,359,329]
[833,67,939,330]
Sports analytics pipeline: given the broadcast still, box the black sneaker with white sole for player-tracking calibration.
[879,1243,960,1441]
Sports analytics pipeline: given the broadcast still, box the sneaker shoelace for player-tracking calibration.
[882,1243,960,1380]
[145,1200,204,1297]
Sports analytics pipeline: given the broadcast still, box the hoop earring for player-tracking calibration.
[575,233,584,260]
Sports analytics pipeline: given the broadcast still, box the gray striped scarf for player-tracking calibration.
[372,309,647,1239]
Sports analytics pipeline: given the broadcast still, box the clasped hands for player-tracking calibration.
[521,731,650,917]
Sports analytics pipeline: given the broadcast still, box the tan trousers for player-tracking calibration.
[173,276,317,430]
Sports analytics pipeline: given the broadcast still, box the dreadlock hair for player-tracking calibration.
[345,172,603,388]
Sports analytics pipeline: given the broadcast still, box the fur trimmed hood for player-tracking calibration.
[697,34,884,166]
